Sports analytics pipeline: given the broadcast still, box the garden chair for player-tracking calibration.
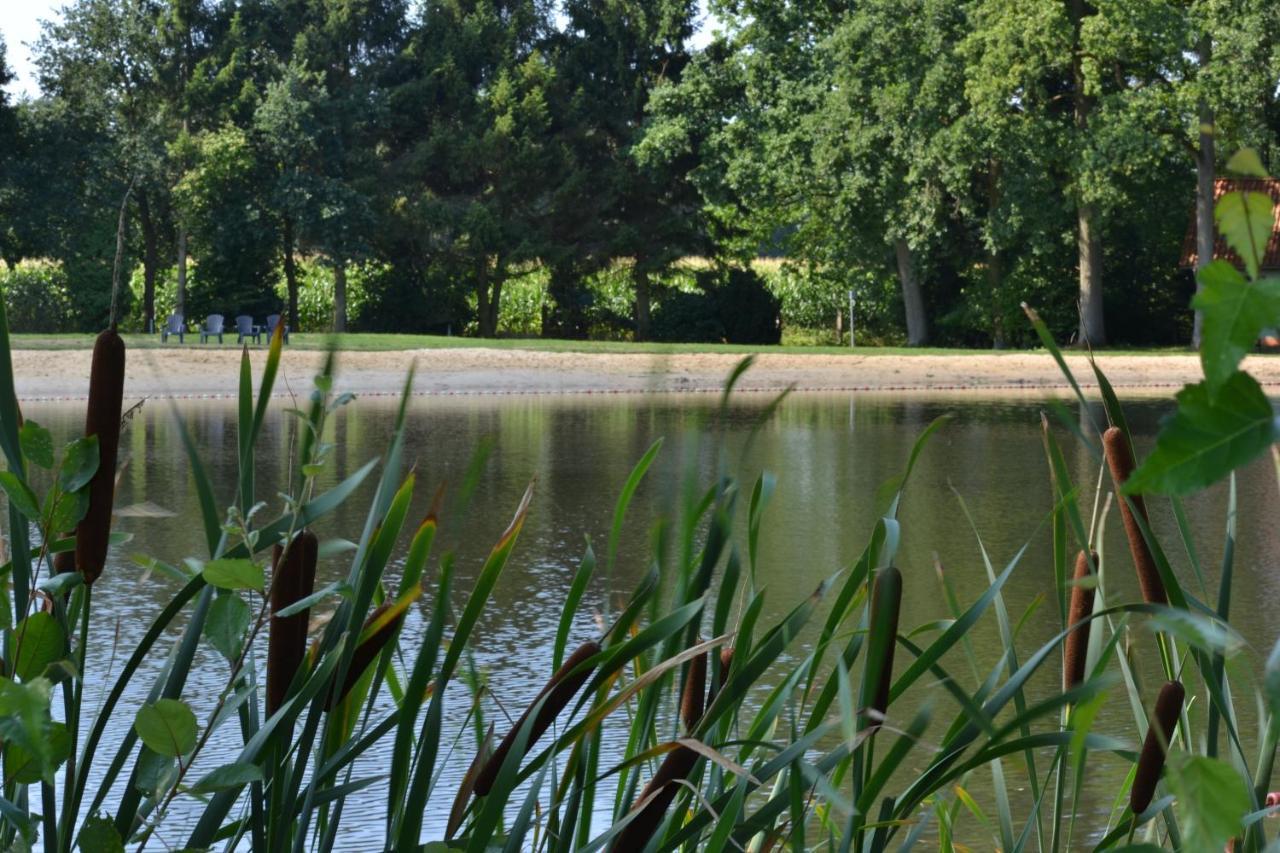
[266,314,290,344]
[235,315,261,344]
[200,314,225,344]
[160,314,184,343]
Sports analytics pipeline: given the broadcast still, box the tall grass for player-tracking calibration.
[0,287,1273,851]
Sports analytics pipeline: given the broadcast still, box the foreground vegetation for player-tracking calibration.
[0,165,1273,851]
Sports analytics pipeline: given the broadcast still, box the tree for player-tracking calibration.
[647,0,968,346]
[548,0,703,340]
[0,37,21,268]
[172,125,278,317]
[386,0,561,338]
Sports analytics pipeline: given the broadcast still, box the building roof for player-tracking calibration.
[1180,178,1280,272]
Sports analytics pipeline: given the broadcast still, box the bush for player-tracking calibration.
[650,266,781,344]
[650,288,724,342]
[714,267,781,344]
[0,260,76,332]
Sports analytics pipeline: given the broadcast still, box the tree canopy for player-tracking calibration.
[1,0,1277,345]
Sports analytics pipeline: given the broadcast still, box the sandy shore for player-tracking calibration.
[14,346,1280,401]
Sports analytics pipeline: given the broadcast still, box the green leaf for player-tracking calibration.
[1147,609,1244,657]
[58,435,100,493]
[273,580,348,618]
[1216,190,1276,281]
[1192,262,1280,390]
[13,612,64,682]
[38,571,83,597]
[134,748,177,798]
[0,676,55,781]
[186,762,263,795]
[134,699,198,757]
[202,559,264,592]
[45,488,89,534]
[1126,371,1278,496]
[0,471,40,521]
[1167,753,1249,851]
[18,421,53,470]
[4,720,70,784]
[1226,148,1269,179]
[76,814,124,853]
[203,593,251,661]
[1266,633,1280,719]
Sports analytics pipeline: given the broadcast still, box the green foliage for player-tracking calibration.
[0,260,76,333]
[1167,753,1252,850]
[133,700,198,758]
[272,259,373,332]
[1130,153,1280,495]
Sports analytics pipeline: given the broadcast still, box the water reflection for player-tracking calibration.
[21,391,1280,849]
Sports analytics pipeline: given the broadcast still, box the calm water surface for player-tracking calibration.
[23,391,1280,849]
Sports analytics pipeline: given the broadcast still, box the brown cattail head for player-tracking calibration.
[53,541,76,576]
[266,530,319,716]
[680,650,707,732]
[1064,550,1098,691]
[868,565,902,724]
[707,646,734,708]
[472,640,600,797]
[326,602,406,711]
[612,745,701,852]
[1130,680,1185,814]
[1102,427,1167,605]
[74,329,126,585]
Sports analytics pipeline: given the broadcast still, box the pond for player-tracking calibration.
[24,389,1280,850]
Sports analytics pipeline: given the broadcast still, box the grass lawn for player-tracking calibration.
[6,331,1195,356]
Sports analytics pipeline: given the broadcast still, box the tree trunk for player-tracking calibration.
[1191,36,1214,350]
[1076,204,1105,345]
[138,192,159,333]
[894,239,928,346]
[986,250,1005,349]
[176,226,188,321]
[333,261,348,333]
[985,161,1005,349]
[633,265,652,341]
[1070,0,1105,346]
[476,262,491,337]
[283,217,299,330]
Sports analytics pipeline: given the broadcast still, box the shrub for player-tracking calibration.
[714,267,781,344]
[0,259,76,332]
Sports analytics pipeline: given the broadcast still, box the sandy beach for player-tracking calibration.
[13,345,1280,401]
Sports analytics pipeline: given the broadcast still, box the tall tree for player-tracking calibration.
[386,0,561,338]
[549,0,703,340]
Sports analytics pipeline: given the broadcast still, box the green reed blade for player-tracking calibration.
[554,543,595,671]
[171,412,224,558]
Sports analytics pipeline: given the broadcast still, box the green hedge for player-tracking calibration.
[1,260,77,333]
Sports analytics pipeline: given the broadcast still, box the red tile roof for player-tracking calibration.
[1180,178,1280,272]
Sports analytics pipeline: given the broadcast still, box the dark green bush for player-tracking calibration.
[651,287,724,342]
[0,260,76,332]
[715,267,781,344]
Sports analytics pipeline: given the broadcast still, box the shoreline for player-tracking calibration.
[14,347,1280,402]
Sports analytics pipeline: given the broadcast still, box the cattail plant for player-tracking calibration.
[266,530,319,716]
[1130,680,1185,814]
[74,328,125,585]
[1063,550,1097,691]
[707,646,733,707]
[327,601,407,711]
[611,645,710,851]
[680,649,707,732]
[472,640,600,797]
[867,565,902,726]
[1102,427,1167,605]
